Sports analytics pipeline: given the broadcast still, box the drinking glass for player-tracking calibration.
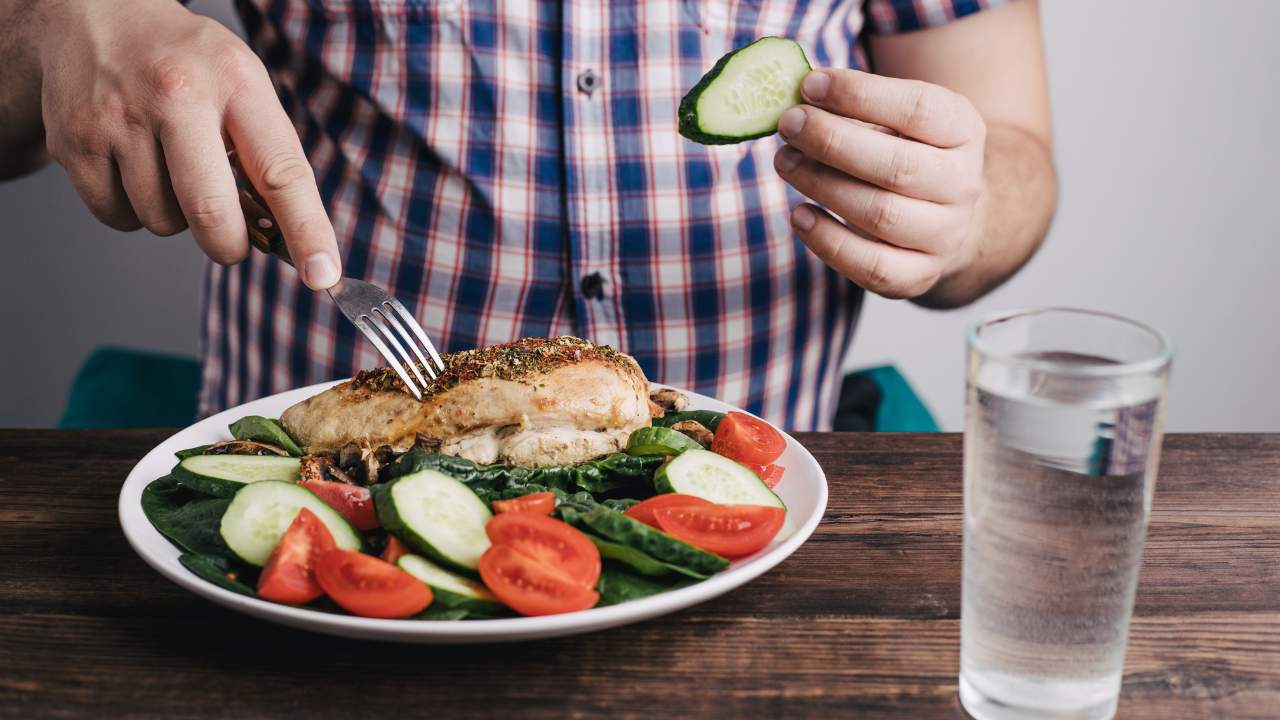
[959,308,1173,720]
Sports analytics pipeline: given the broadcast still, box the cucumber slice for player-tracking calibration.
[588,534,709,580]
[229,415,304,456]
[396,554,506,616]
[652,410,726,432]
[654,449,785,508]
[678,36,811,145]
[573,504,728,577]
[373,470,492,573]
[218,480,362,566]
[172,454,301,498]
[625,426,702,457]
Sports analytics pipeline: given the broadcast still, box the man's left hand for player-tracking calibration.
[774,68,987,300]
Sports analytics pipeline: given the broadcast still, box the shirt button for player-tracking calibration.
[576,69,599,96]
[581,272,605,300]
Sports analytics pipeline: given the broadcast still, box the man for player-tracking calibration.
[0,0,1054,430]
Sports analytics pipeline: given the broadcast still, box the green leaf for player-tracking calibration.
[178,553,257,597]
[596,567,695,607]
[141,475,232,557]
[228,415,304,456]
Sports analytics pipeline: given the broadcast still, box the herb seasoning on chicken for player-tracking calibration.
[280,337,652,467]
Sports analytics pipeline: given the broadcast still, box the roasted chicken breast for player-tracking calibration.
[280,336,652,467]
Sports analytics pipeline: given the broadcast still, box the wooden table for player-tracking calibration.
[1,431,1277,719]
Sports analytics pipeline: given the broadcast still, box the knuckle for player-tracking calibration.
[218,43,266,92]
[868,191,903,237]
[904,82,939,136]
[886,143,919,190]
[258,153,313,194]
[861,250,894,292]
[186,195,238,231]
[145,57,196,102]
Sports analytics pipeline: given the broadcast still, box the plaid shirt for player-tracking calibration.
[201,0,1002,430]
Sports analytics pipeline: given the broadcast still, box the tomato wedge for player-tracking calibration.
[740,462,785,489]
[314,549,433,619]
[478,544,599,616]
[484,512,600,588]
[257,507,336,604]
[624,493,713,529]
[300,478,379,531]
[492,491,556,516]
[652,504,786,558]
[710,411,786,466]
[380,535,410,565]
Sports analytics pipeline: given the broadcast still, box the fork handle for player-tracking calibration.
[229,151,295,267]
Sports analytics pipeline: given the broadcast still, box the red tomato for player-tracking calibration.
[624,493,713,529]
[653,504,786,558]
[484,512,600,588]
[478,545,599,616]
[314,550,433,619]
[301,478,379,531]
[492,491,556,516]
[710,411,786,466]
[739,462,786,489]
[257,507,336,605]
[380,535,410,565]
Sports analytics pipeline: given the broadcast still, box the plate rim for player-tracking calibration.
[117,381,828,643]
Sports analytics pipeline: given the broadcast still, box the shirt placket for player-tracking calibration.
[564,2,623,351]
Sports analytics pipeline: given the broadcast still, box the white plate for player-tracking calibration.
[118,382,828,643]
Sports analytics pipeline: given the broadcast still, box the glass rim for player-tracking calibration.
[967,307,1174,377]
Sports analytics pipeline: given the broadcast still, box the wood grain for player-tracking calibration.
[0,431,1277,718]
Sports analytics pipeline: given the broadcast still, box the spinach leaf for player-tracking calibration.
[596,567,695,607]
[387,451,663,498]
[178,553,257,597]
[652,410,726,431]
[228,415,304,456]
[174,444,211,460]
[141,476,232,557]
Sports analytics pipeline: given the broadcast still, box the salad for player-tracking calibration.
[141,396,790,620]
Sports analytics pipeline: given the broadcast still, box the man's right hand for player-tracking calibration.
[31,0,341,289]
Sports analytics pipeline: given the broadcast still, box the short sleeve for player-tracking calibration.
[864,0,1010,35]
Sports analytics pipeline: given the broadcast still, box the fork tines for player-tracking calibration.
[349,297,446,401]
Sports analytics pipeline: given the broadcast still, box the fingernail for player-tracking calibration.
[303,253,340,289]
[802,71,830,102]
[778,107,806,139]
[791,205,816,232]
[774,146,801,173]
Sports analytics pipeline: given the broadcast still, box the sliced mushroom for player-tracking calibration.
[414,433,444,453]
[649,388,689,414]
[671,420,714,449]
[204,440,290,456]
[299,454,332,484]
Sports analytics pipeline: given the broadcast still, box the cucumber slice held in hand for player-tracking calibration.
[171,454,301,498]
[218,480,362,566]
[678,36,811,145]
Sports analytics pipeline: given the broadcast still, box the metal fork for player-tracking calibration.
[232,159,446,400]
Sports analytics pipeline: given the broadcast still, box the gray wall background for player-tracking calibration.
[2,0,1277,430]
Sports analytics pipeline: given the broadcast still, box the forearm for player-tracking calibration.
[0,0,51,179]
[915,122,1057,309]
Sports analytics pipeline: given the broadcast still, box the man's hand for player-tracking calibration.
[774,68,987,300]
[30,0,340,288]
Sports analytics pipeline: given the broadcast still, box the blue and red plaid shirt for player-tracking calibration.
[200,0,1002,429]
